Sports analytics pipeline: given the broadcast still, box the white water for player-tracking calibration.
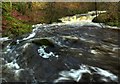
[88,11,106,14]
[0,37,10,42]
[4,60,25,81]
[59,11,106,25]
[14,69,24,80]
[3,58,25,81]
[62,36,79,40]
[91,66,118,81]
[31,11,107,31]
[5,59,20,69]
[16,25,40,44]
[20,24,42,42]
[54,64,118,83]
[23,32,36,41]
[38,45,58,59]
[4,45,14,54]
[22,43,31,49]
[90,50,98,54]
[58,10,119,29]
[54,64,91,82]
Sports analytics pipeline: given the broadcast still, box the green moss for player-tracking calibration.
[2,2,32,38]
[2,15,32,38]
[2,2,12,13]
[107,22,119,27]
[93,13,120,27]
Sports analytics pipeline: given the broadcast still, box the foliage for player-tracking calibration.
[3,15,32,37]
[93,2,119,27]
[2,2,32,38]
[2,2,120,37]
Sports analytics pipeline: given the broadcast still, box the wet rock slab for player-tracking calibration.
[1,23,120,83]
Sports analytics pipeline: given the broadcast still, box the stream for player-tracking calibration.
[1,11,120,83]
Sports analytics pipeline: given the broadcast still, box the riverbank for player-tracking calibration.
[2,2,119,38]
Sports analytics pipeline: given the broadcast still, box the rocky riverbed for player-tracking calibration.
[1,11,120,83]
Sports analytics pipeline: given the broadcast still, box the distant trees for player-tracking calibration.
[2,2,120,37]
[2,2,119,24]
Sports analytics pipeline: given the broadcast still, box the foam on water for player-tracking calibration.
[88,11,106,14]
[22,43,31,49]
[64,21,102,27]
[62,36,79,40]
[38,45,58,59]
[32,24,43,28]
[31,11,107,29]
[31,11,119,31]
[54,64,91,82]
[22,24,41,41]
[90,66,118,81]
[14,69,24,80]
[0,37,10,42]
[112,47,120,51]
[57,10,119,29]
[58,11,106,27]
[80,37,87,41]
[5,59,20,69]
[32,23,65,30]
[90,50,98,54]
[23,32,36,41]
[54,64,118,83]
[3,57,26,81]
[16,40,20,44]
[4,45,14,54]
[105,25,120,30]
[22,23,60,41]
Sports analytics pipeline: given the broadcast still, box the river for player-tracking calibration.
[1,11,120,83]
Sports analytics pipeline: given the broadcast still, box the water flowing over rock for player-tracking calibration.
[59,11,119,29]
[1,11,120,83]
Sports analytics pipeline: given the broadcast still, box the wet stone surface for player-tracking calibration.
[1,23,120,83]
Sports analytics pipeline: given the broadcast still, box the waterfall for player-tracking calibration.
[59,11,106,23]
